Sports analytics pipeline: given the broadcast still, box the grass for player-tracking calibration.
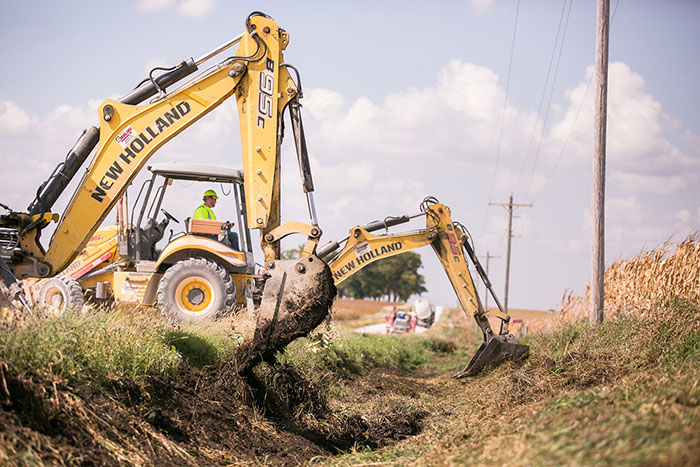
[0,308,181,385]
[0,303,696,465]
[163,318,240,368]
[0,307,240,386]
[280,329,456,382]
[329,298,700,465]
[0,303,446,396]
[1,234,698,465]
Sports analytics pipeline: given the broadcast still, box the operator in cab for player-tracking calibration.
[193,189,239,250]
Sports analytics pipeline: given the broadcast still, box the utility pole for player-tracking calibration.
[479,252,499,311]
[591,0,609,325]
[490,194,532,313]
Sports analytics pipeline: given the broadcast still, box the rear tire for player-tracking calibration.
[38,276,85,313]
[157,257,235,322]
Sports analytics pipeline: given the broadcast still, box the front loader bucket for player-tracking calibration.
[454,333,529,378]
[233,255,336,374]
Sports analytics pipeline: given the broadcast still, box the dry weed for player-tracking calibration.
[555,234,700,328]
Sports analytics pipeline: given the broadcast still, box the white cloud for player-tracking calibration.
[611,172,694,195]
[300,58,700,262]
[675,209,690,224]
[304,59,535,171]
[0,99,34,135]
[476,209,509,253]
[468,0,495,13]
[177,0,216,19]
[43,104,96,150]
[135,0,175,13]
[0,100,101,215]
[304,89,345,121]
[492,170,519,194]
[135,0,215,19]
[314,160,375,192]
[603,196,698,248]
[548,63,700,195]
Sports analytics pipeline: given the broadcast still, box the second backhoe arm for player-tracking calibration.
[323,199,529,377]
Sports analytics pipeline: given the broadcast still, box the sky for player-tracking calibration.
[1,0,698,311]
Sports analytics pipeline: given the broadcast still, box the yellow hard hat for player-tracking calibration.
[203,189,218,200]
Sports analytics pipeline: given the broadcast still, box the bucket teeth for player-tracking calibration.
[454,333,529,378]
[233,254,336,373]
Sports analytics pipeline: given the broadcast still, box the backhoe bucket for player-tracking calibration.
[233,255,336,373]
[454,333,529,378]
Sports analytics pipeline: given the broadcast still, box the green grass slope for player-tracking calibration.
[0,297,697,465]
[333,298,699,466]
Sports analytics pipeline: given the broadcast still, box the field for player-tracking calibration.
[332,297,399,322]
[332,296,554,337]
[0,236,698,465]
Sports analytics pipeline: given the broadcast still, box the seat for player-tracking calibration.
[188,217,222,235]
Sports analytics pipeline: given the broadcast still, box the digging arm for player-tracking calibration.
[319,198,529,376]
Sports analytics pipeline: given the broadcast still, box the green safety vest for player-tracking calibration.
[193,204,216,220]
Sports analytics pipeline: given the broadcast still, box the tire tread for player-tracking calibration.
[157,257,235,321]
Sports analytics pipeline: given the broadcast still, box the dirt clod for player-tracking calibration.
[232,255,337,374]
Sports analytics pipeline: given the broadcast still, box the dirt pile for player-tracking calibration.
[0,359,327,465]
[0,354,430,465]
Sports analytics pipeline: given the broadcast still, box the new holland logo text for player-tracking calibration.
[90,102,191,202]
[256,58,275,129]
[332,242,403,281]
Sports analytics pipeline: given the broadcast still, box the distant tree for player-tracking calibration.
[337,252,426,302]
[282,245,427,302]
[281,244,305,260]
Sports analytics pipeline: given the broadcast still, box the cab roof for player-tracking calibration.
[147,162,243,183]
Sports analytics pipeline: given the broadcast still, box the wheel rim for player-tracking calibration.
[44,288,66,310]
[174,275,215,315]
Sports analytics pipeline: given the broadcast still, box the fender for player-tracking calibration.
[156,235,246,270]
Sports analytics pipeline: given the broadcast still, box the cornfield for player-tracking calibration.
[555,234,700,327]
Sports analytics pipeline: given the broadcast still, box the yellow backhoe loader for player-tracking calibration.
[0,12,334,373]
[0,12,526,376]
[318,197,529,377]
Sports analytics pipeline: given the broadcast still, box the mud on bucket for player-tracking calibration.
[233,255,336,374]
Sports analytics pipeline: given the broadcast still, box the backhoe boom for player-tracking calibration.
[323,198,529,376]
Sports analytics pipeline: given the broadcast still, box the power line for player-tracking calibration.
[484,0,520,236]
[525,0,574,198]
[515,0,570,195]
[537,0,622,200]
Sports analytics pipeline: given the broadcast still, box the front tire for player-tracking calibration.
[157,257,235,322]
[38,276,85,313]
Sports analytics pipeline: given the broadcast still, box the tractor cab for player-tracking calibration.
[122,162,255,271]
[34,162,261,321]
